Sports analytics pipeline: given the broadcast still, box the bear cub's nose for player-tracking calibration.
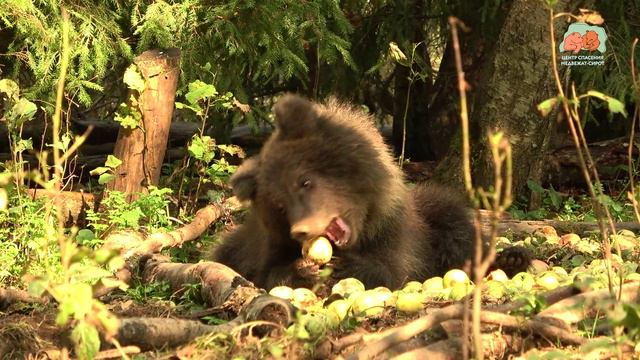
[290,224,311,241]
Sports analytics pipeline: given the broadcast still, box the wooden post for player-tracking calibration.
[108,48,181,200]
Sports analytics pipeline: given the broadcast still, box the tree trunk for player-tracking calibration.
[435,0,576,198]
[108,48,181,200]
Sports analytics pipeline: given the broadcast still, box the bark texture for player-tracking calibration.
[435,0,579,197]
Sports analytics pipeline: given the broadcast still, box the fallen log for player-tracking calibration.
[0,287,49,310]
[27,189,96,226]
[139,254,295,321]
[492,219,640,236]
[534,281,640,325]
[114,317,235,350]
[104,197,242,259]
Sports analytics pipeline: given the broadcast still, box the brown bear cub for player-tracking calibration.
[212,94,530,290]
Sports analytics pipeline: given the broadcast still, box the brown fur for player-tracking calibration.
[212,94,526,289]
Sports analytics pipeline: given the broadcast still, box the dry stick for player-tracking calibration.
[548,10,614,296]
[448,17,472,196]
[343,285,580,360]
[398,64,412,168]
[391,333,523,360]
[51,10,72,283]
[321,288,577,357]
[449,17,475,359]
[346,303,465,360]
[570,84,624,300]
[628,38,640,223]
[346,302,585,360]
[478,311,585,346]
[104,196,241,259]
[94,346,140,360]
[391,338,464,360]
[394,328,582,360]
[313,333,367,360]
[535,282,640,325]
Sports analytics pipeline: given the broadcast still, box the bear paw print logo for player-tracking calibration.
[559,22,607,54]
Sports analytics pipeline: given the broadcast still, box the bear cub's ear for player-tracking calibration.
[273,94,318,139]
[230,157,259,201]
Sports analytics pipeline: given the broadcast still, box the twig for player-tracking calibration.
[94,345,140,360]
[628,38,640,223]
[479,311,585,346]
[547,6,614,296]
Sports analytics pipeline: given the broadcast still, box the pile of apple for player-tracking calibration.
[271,236,600,339]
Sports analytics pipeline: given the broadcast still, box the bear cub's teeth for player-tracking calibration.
[325,217,351,247]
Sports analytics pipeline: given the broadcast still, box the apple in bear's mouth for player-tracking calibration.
[324,217,351,247]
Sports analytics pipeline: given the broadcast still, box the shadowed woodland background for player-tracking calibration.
[1,0,638,203]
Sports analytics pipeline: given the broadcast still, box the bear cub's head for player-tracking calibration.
[230,94,401,249]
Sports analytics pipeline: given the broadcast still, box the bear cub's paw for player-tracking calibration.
[492,246,533,277]
[294,258,321,281]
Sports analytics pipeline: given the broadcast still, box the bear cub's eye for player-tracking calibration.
[300,179,312,189]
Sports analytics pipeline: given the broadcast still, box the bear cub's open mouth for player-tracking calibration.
[324,217,351,247]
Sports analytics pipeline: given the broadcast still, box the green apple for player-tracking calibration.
[396,292,425,313]
[443,269,470,288]
[331,278,365,297]
[269,285,294,300]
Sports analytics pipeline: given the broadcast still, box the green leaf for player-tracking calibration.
[114,103,142,129]
[217,144,244,157]
[55,283,94,325]
[123,65,145,92]
[175,101,199,113]
[98,173,116,184]
[185,80,217,105]
[188,135,215,163]
[527,179,545,194]
[268,344,285,358]
[606,97,627,117]
[0,79,19,100]
[548,187,561,209]
[388,42,409,67]
[27,278,48,297]
[69,263,113,284]
[120,208,144,227]
[61,132,72,152]
[90,167,110,176]
[56,300,75,326]
[71,322,100,360]
[76,229,96,244]
[105,155,122,169]
[586,91,627,117]
[15,138,33,153]
[570,255,586,267]
[8,98,37,124]
[536,97,557,117]
[115,113,141,129]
